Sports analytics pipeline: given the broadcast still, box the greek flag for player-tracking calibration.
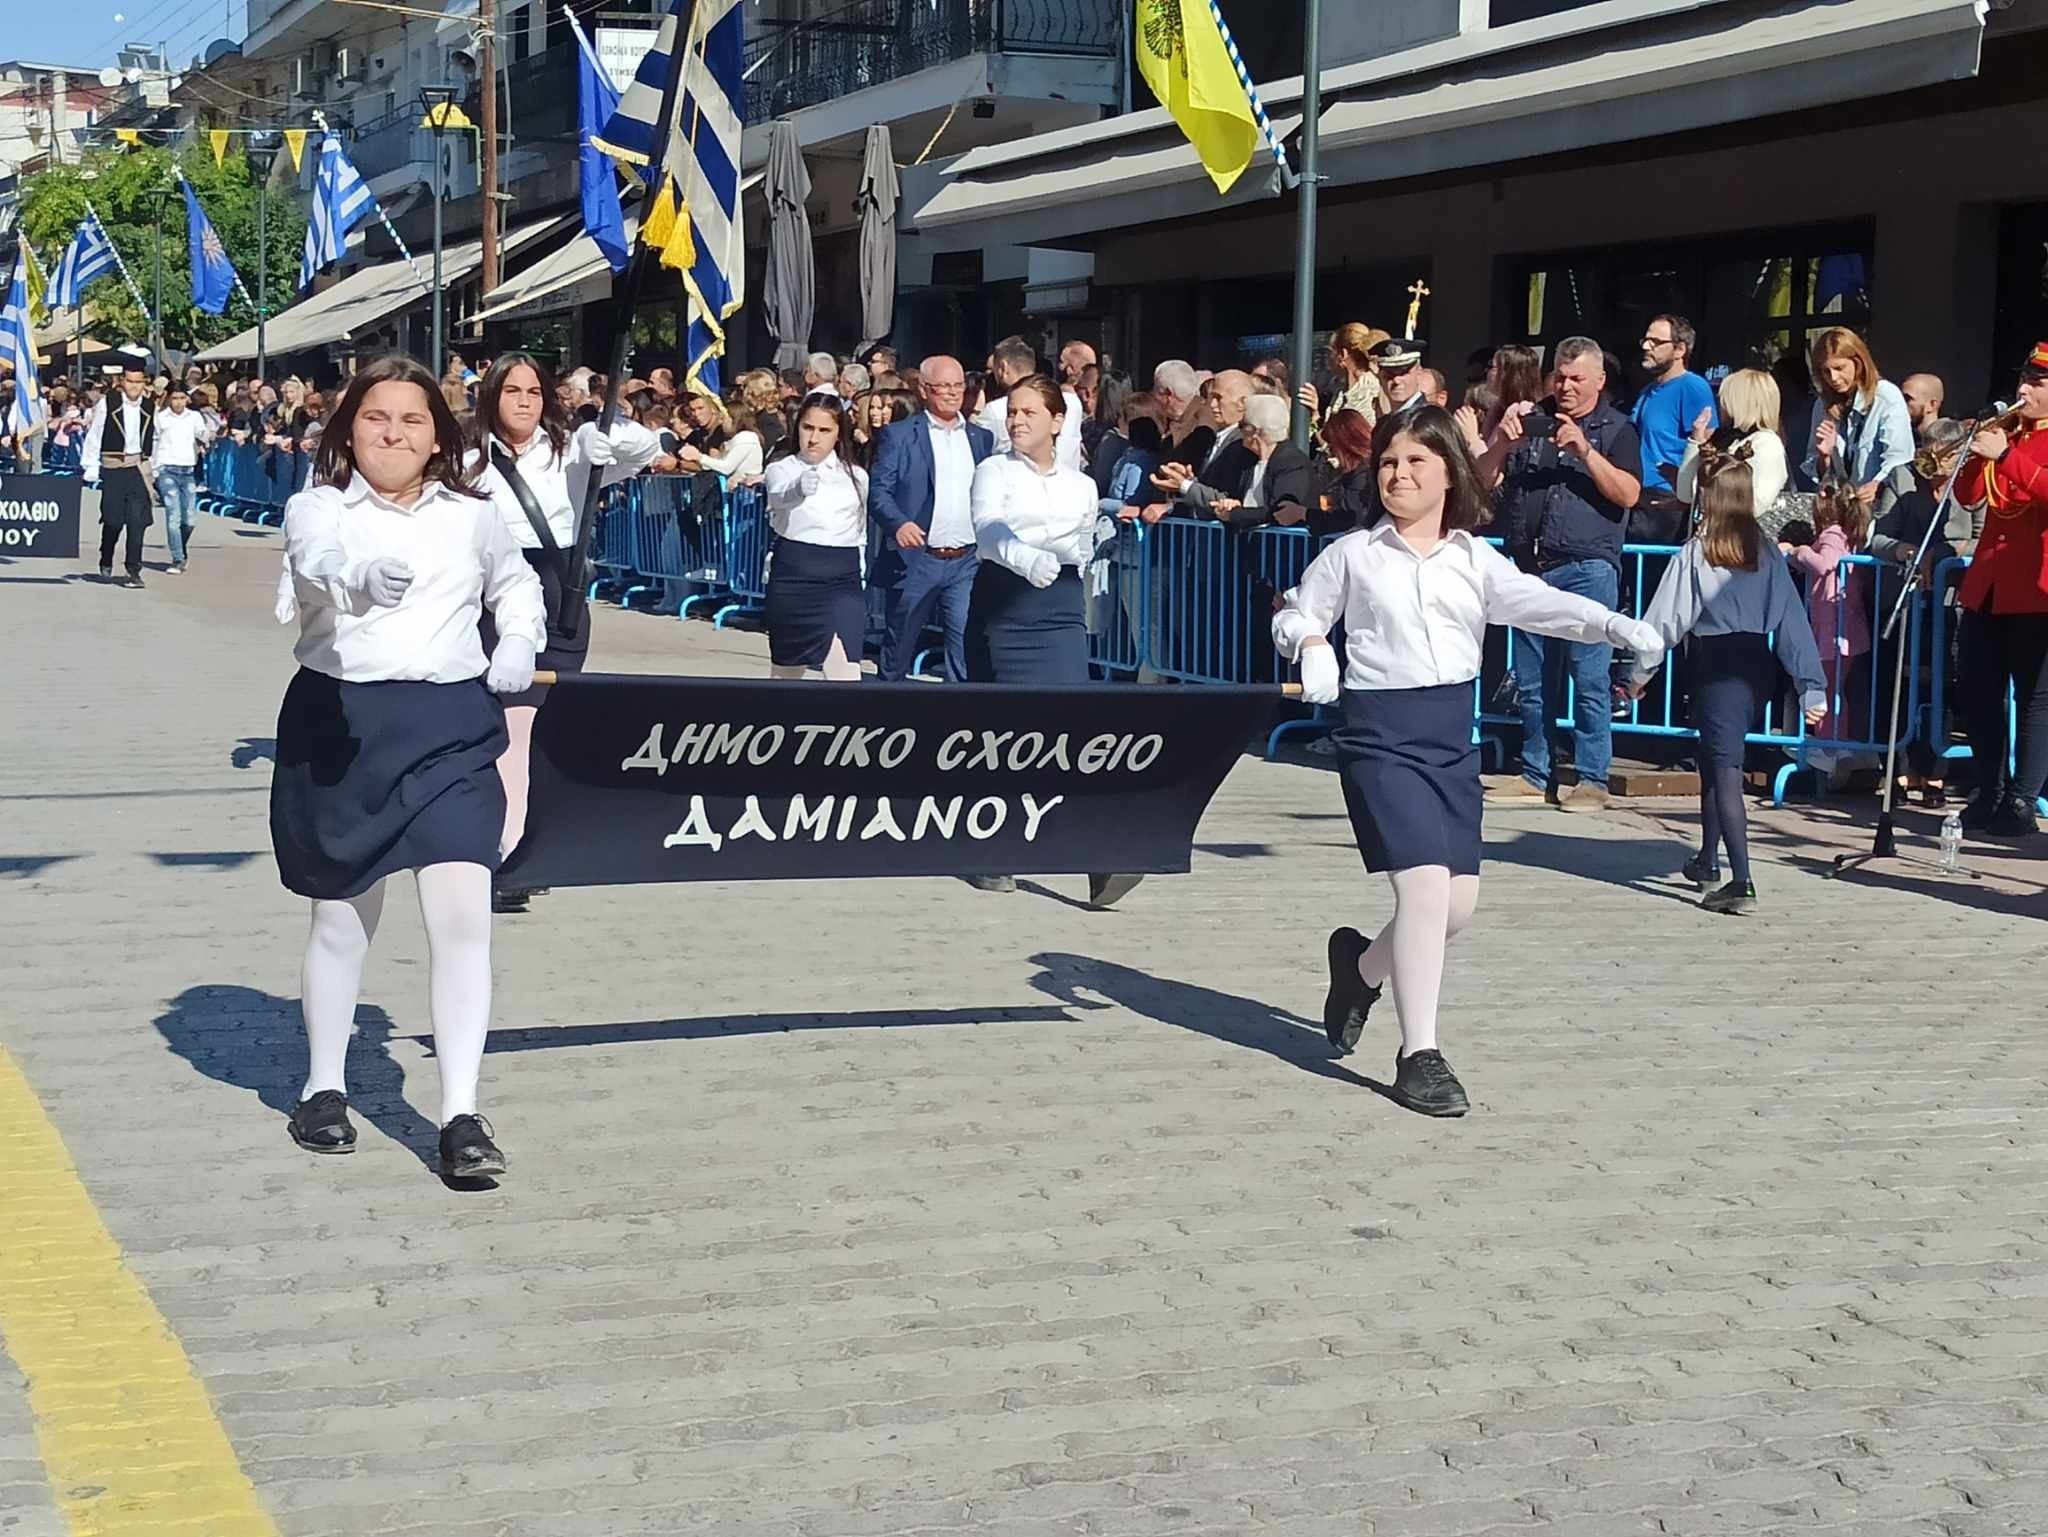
[299,133,377,290]
[594,0,745,394]
[1,251,42,436]
[48,213,119,310]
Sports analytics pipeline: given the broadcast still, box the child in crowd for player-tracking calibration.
[1783,481,1873,766]
[1628,447,1828,914]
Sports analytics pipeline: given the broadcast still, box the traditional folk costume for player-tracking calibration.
[270,473,546,1178]
[82,392,155,584]
[1274,525,1658,1115]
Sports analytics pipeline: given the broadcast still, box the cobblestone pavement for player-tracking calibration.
[2,514,2045,1537]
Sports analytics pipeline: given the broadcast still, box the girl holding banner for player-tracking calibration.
[270,356,547,1181]
[762,396,869,682]
[470,353,666,912]
[1275,407,1663,1116]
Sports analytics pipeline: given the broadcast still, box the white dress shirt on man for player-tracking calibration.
[276,475,546,683]
[974,388,1086,472]
[971,450,1097,578]
[150,408,212,470]
[470,420,665,549]
[1273,523,1655,691]
[762,454,869,547]
[926,412,978,548]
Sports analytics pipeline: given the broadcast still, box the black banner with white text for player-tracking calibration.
[0,474,82,559]
[501,675,1272,886]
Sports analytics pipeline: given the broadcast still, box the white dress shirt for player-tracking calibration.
[1273,524,1637,691]
[470,420,664,550]
[82,397,150,479]
[151,407,212,471]
[975,388,1086,472]
[695,430,764,480]
[762,453,869,547]
[926,412,978,548]
[275,475,546,684]
[972,450,1097,577]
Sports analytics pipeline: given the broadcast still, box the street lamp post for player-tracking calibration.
[418,85,468,377]
[246,136,281,387]
[147,186,177,379]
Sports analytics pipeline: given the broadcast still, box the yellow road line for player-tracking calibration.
[0,1048,280,1536]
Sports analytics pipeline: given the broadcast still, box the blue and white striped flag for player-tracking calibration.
[48,212,119,310]
[299,133,378,290]
[1,251,43,436]
[594,0,746,395]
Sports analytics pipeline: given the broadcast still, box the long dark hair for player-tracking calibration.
[1695,447,1761,571]
[1371,404,1487,532]
[795,396,857,473]
[1092,366,1132,429]
[1488,345,1542,433]
[474,351,571,459]
[314,354,481,496]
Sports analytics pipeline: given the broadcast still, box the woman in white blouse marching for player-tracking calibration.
[469,353,665,911]
[966,374,1144,909]
[271,355,547,1182]
[760,397,868,681]
[1274,406,1663,1117]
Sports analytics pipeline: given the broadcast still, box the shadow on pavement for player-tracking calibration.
[152,984,443,1170]
[1481,825,1701,905]
[1023,950,1395,1098]
[0,855,80,878]
[448,1004,1080,1055]
[149,851,265,870]
[233,737,277,769]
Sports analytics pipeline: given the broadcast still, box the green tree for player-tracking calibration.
[20,144,310,359]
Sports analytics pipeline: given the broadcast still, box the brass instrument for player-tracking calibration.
[1966,404,2026,438]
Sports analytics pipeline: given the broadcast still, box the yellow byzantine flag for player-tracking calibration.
[1134,0,1260,194]
[21,241,48,323]
[283,128,309,172]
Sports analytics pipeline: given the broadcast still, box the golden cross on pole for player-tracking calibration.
[1405,279,1431,341]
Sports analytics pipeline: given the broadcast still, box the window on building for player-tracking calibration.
[1491,0,1610,22]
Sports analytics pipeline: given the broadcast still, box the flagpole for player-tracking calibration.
[558,0,699,641]
[1287,0,1322,451]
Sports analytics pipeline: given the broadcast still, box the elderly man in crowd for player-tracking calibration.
[803,352,840,395]
[1477,336,1644,812]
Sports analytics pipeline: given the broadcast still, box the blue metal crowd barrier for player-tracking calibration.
[198,439,300,524]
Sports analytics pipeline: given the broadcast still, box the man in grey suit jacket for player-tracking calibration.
[869,355,998,681]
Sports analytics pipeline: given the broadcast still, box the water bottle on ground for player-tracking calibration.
[1938,809,1963,872]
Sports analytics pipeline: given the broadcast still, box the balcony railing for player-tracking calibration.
[743,0,1119,124]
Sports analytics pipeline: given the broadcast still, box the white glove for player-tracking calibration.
[1022,548,1061,589]
[360,557,414,608]
[485,636,537,696]
[1299,642,1342,706]
[582,428,620,467]
[799,467,822,497]
[1606,616,1664,658]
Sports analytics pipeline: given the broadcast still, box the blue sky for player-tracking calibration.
[12,7,242,73]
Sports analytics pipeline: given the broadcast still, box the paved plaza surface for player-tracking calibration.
[3,509,2046,1537]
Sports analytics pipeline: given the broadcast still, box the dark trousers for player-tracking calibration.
[880,546,976,682]
[98,466,152,575]
[1958,605,2048,805]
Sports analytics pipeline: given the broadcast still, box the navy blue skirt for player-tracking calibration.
[270,668,509,900]
[1332,681,1482,875]
[1689,631,1776,771]
[966,564,1087,684]
[765,537,865,668]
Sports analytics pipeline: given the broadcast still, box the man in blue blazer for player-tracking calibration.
[870,354,997,681]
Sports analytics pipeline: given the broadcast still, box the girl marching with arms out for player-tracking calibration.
[469,353,667,913]
[761,396,870,682]
[270,356,548,1181]
[1275,406,1664,1115]
[1624,446,1828,915]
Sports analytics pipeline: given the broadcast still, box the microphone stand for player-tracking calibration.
[1829,461,1979,880]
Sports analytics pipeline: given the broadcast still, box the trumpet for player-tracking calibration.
[1966,403,2025,437]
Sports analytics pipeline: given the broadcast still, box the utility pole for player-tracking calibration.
[1287,0,1323,450]
[49,71,67,166]
[478,0,500,295]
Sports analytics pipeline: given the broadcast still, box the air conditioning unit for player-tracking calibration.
[336,46,366,83]
[309,41,338,76]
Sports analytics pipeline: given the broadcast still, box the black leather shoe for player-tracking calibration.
[1323,927,1381,1055]
[122,572,145,589]
[491,885,531,914]
[1702,879,1758,916]
[1681,853,1720,889]
[1387,1048,1469,1117]
[288,1090,357,1153]
[97,563,112,580]
[439,1114,506,1179]
[1087,872,1145,909]
[1988,797,2040,838]
[1960,793,2003,831]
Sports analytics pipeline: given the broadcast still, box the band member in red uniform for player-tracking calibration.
[1954,342,2048,837]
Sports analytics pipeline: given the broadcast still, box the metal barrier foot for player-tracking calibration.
[1264,715,1330,760]
[682,592,728,621]
[1771,762,1802,807]
[712,600,761,629]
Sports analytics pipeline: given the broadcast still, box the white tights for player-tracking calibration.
[497,703,538,859]
[299,861,495,1125]
[1355,865,1481,1057]
[770,636,861,683]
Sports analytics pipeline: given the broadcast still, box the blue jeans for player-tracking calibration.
[1515,557,1617,791]
[880,545,976,682]
[158,466,197,564]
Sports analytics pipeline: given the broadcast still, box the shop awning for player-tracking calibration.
[194,216,565,363]
[911,0,1987,251]
[471,213,642,324]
